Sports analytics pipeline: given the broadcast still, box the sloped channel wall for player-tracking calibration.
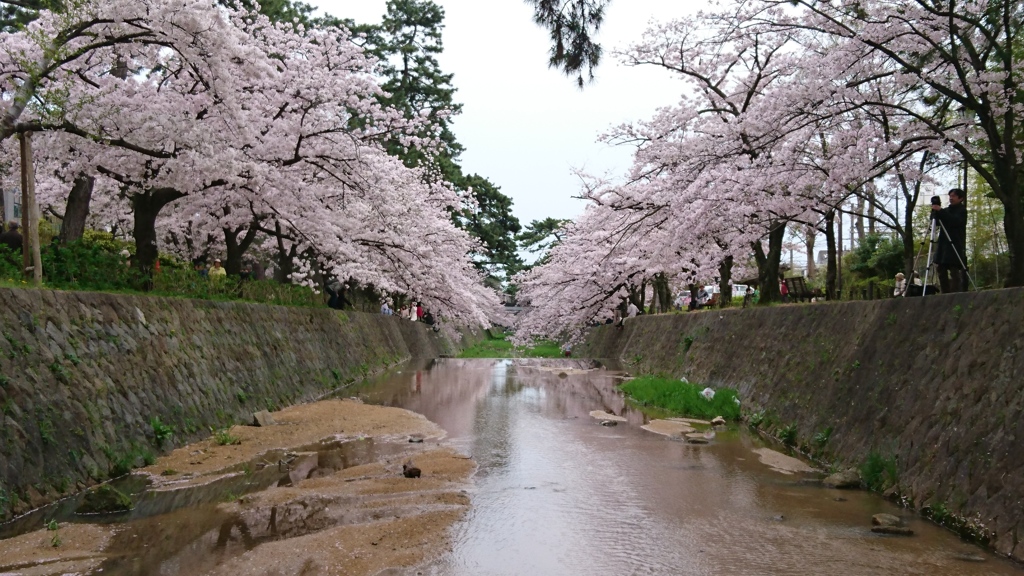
[580,288,1024,561]
[0,288,475,519]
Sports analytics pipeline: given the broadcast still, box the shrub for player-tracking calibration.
[860,451,899,491]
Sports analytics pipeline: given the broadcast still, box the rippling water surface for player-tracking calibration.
[355,358,1021,576]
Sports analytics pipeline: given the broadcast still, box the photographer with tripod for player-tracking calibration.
[930,188,968,293]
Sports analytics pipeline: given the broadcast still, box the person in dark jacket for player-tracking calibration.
[932,188,968,293]
[0,221,22,253]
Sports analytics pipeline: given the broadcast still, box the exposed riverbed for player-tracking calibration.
[0,357,1020,575]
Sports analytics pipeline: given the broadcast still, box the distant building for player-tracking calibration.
[0,187,20,224]
[816,250,828,266]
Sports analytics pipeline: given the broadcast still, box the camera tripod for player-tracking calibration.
[922,211,977,296]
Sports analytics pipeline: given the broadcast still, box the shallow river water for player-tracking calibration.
[354,358,1021,576]
[2,357,1021,575]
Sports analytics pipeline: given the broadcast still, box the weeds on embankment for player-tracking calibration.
[619,376,741,420]
[457,335,562,358]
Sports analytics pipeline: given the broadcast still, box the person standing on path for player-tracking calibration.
[208,258,227,278]
[0,222,22,253]
[932,188,968,293]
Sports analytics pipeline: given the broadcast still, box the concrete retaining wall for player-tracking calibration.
[580,288,1024,560]
[0,288,476,518]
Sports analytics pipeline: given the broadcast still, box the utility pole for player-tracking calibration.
[20,131,41,285]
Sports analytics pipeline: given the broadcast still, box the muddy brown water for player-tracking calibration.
[1,357,1021,575]
[352,358,1022,576]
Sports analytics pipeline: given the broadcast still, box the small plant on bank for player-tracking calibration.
[213,427,241,446]
[812,427,833,448]
[150,417,174,448]
[619,376,741,420]
[749,410,765,428]
[778,423,798,447]
[860,451,899,491]
[46,519,61,547]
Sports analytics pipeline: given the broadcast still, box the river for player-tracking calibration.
[354,357,1020,576]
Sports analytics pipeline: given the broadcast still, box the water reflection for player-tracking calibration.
[355,358,1021,576]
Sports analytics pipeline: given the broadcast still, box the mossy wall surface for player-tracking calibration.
[0,288,476,517]
[580,288,1024,560]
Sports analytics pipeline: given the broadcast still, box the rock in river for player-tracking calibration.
[872,513,902,527]
[871,526,914,536]
[823,468,862,489]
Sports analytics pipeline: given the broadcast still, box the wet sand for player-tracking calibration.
[0,399,476,576]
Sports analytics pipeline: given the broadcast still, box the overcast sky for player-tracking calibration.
[314,0,701,229]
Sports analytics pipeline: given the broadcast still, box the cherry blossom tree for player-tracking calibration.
[4,0,502,326]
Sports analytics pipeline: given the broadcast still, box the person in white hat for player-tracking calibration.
[893,272,907,297]
[208,258,227,278]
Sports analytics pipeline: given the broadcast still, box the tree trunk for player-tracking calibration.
[753,221,786,304]
[855,196,865,243]
[805,225,816,279]
[273,222,296,283]
[224,225,259,277]
[58,174,94,245]
[131,188,184,282]
[824,210,837,300]
[1002,195,1024,287]
[718,255,733,306]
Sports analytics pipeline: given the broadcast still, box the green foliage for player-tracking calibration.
[812,427,833,448]
[149,417,173,448]
[213,428,241,446]
[0,237,323,307]
[619,376,741,420]
[46,519,61,547]
[846,232,905,284]
[38,417,55,445]
[749,410,765,428]
[517,218,570,269]
[778,423,798,447]
[860,451,899,492]
[348,1,523,285]
[457,335,562,358]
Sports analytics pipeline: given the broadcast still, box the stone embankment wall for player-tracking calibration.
[580,288,1024,561]
[0,288,476,518]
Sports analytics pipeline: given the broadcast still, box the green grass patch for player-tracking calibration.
[619,376,741,420]
[458,335,562,358]
[860,451,899,491]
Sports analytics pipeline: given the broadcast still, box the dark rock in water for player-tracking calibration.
[872,513,902,527]
[402,463,421,478]
[252,410,276,427]
[871,526,914,536]
[408,434,424,443]
[686,436,710,445]
[77,485,133,514]
[558,372,568,378]
[711,416,727,426]
[600,420,617,427]
[823,469,861,489]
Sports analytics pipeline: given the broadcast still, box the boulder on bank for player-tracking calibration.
[823,469,862,489]
[252,410,277,427]
[77,485,133,514]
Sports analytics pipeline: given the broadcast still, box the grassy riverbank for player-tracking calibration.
[457,335,562,358]
[620,376,741,420]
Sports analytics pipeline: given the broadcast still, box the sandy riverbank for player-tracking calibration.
[0,398,475,576]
